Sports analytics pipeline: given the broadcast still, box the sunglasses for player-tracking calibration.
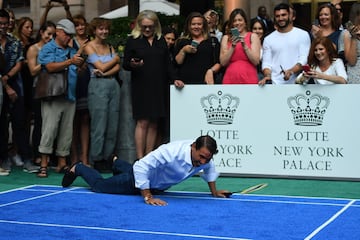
[141,25,155,31]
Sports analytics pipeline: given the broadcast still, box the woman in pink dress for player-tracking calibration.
[220,8,261,84]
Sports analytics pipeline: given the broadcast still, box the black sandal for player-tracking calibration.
[37,167,48,178]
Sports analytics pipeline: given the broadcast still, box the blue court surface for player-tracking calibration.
[0,185,359,240]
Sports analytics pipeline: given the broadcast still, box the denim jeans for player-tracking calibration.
[76,159,139,195]
[88,77,120,163]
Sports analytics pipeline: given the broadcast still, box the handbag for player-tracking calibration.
[34,70,68,99]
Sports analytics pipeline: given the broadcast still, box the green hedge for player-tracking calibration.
[107,13,185,51]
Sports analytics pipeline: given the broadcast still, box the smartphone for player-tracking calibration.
[312,19,319,26]
[191,40,199,48]
[345,20,354,30]
[80,53,88,61]
[302,64,310,73]
[230,27,240,37]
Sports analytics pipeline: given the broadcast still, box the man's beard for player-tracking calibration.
[276,19,290,29]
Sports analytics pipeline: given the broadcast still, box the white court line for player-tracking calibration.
[17,186,360,202]
[304,199,356,240]
[0,187,81,208]
[18,186,359,208]
[165,195,353,207]
[169,190,360,202]
[0,219,251,240]
[0,185,35,194]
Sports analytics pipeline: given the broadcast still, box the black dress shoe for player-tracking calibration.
[61,162,79,187]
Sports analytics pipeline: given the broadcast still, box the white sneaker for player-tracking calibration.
[1,158,12,172]
[0,167,10,176]
[11,154,24,167]
[23,161,40,173]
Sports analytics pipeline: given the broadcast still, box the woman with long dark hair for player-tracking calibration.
[220,8,260,84]
[174,12,221,87]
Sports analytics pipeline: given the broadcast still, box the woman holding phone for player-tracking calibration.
[123,10,176,159]
[296,37,346,85]
[220,8,261,84]
[311,3,341,50]
[174,12,221,86]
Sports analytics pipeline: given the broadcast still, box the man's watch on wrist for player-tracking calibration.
[144,195,152,202]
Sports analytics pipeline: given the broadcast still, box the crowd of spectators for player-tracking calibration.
[0,0,358,178]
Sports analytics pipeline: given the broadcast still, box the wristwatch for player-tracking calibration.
[144,195,152,202]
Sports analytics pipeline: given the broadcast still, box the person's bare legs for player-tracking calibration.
[145,121,158,155]
[37,154,49,178]
[134,119,149,159]
[71,111,90,166]
[56,156,67,172]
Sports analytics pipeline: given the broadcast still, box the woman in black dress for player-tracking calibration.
[174,12,221,87]
[123,10,176,159]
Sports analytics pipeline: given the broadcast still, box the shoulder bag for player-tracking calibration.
[34,69,68,100]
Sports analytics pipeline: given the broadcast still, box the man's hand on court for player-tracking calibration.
[145,197,168,206]
[215,190,231,198]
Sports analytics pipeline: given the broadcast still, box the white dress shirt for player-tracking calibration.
[133,140,219,190]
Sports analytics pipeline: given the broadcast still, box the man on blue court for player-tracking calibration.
[62,135,230,205]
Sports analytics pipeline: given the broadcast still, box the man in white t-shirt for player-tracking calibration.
[261,3,311,85]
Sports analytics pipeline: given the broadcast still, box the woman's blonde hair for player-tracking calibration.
[131,10,162,39]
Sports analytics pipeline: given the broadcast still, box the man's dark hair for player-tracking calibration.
[274,3,290,13]
[194,135,218,155]
[0,9,10,20]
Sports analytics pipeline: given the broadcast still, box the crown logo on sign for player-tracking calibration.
[287,90,330,126]
[200,91,240,125]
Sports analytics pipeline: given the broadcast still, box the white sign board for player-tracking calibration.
[170,85,360,180]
